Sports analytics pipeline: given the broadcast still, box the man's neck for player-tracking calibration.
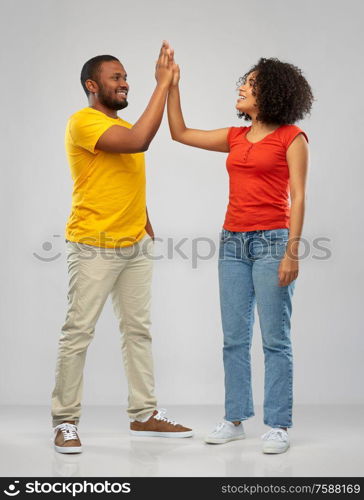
[89,102,118,119]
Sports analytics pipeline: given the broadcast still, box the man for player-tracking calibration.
[51,42,193,454]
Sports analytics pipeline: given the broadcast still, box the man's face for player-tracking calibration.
[91,60,129,111]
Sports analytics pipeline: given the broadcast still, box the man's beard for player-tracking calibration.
[98,85,128,111]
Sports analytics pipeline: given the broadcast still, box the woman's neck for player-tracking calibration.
[250,119,279,134]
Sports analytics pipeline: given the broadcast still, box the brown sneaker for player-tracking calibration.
[53,421,82,453]
[130,409,193,438]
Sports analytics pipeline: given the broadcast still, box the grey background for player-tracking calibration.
[1,0,363,410]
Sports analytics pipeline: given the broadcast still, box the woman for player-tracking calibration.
[167,48,313,454]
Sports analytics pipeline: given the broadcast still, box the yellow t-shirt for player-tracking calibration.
[65,107,147,248]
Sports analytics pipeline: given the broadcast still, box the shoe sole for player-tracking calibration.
[205,433,246,444]
[54,444,82,454]
[130,430,194,438]
[263,445,290,454]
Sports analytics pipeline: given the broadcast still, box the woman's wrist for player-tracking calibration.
[286,238,300,259]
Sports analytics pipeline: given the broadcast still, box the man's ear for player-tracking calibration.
[86,79,98,94]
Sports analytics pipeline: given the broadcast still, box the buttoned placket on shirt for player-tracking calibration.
[242,143,254,163]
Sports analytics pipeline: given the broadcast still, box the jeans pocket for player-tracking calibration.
[258,230,288,260]
[220,228,232,243]
[262,228,289,243]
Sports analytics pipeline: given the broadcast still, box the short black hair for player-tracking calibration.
[237,57,314,124]
[80,55,120,96]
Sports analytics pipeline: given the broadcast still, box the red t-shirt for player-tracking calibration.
[223,124,308,231]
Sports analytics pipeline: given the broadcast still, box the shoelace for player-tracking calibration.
[54,423,79,441]
[261,428,287,442]
[213,421,227,433]
[154,408,178,426]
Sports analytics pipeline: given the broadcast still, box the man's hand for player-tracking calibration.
[155,40,174,88]
[145,226,154,241]
[161,41,180,87]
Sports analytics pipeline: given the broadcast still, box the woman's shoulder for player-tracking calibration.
[276,124,309,147]
[227,125,250,143]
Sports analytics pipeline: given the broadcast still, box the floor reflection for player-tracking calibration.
[52,452,81,477]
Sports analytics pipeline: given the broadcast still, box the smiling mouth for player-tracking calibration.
[116,91,128,98]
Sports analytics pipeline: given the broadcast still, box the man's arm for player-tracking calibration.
[145,207,154,240]
[96,42,174,154]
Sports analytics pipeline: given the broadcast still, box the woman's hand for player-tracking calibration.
[160,41,179,87]
[155,40,174,88]
[278,254,299,287]
[171,60,180,86]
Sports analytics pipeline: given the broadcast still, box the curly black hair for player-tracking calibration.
[237,57,314,125]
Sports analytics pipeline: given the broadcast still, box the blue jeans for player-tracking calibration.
[218,228,296,428]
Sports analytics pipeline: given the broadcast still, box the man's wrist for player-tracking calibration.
[156,81,170,91]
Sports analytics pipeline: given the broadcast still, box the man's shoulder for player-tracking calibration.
[67,107,132,129]
[117,117,132,129]
[67,107,103,124]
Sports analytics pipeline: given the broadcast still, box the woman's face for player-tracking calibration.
[235,71,258,116]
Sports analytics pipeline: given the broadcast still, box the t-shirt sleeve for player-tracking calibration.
[281,125,309,149]
[226,126,236,145]
[227,126,248,146]
[68,113,115,154]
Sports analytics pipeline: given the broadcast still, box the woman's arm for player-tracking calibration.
[167,62,230,153]
[278,133,309,286]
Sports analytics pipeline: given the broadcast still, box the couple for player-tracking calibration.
[51,41,312,455]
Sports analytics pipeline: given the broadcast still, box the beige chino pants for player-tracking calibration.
[51,234,157,427]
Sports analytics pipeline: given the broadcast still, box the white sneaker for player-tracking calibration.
[261,428,289,454]
[205,420,246,444]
